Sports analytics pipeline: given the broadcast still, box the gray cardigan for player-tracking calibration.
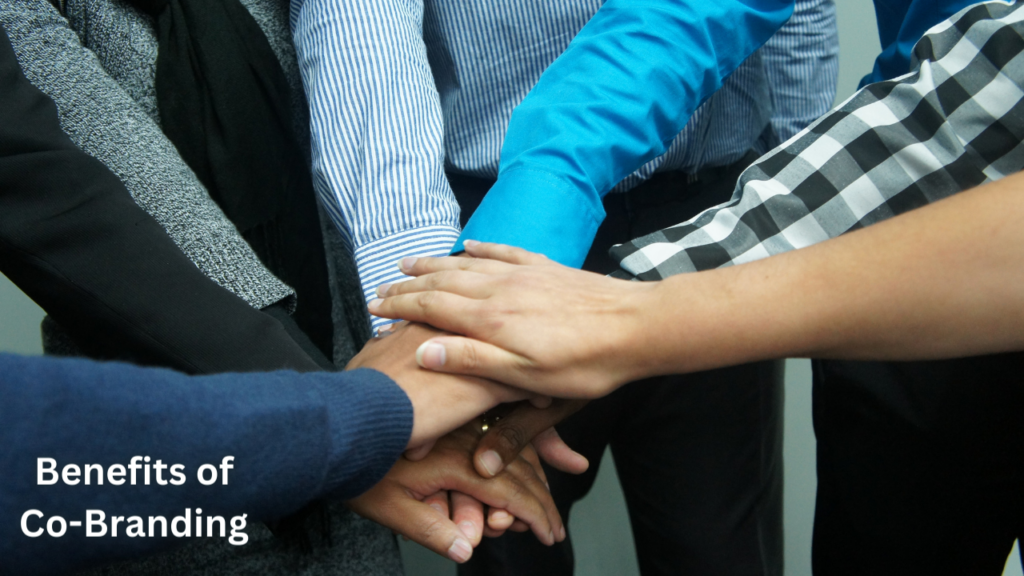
[0,1,394,573]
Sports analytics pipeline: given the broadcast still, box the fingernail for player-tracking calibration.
[479,450,502,477]
[560,525,566,541]
[429,503,445,515]
[458,521,478,542]
[490,510,510,523]
[448,538,473,563]
[463,239,480,247]
[548,531,555,545]
[416,341,446,368]
[375,283,392,297]
[399,257,418,272]
[368,298,382,312]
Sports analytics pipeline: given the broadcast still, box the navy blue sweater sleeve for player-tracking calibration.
[0,353,412,575]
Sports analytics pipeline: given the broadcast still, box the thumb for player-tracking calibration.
[473,400,588,478]
[415,337,536,390]
[405,500,476,563]
[355,492,475,563]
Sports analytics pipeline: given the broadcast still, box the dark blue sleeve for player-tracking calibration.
[865,0,978,85]
[0,353,412,575]
[455,0,794,267]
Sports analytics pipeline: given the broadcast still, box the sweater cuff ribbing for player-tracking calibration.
[318,368,413,499]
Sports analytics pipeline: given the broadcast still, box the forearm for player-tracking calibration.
[0,354,410,574]
[373,174,1024,394]
[291,0,460,330]
[0,2,293,311]
[643,173,1024,374]
[0,25,319,374]
[457,0,793,266]
[614,1,1024,281]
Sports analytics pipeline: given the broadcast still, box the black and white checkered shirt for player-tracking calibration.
[610,0,1024,280]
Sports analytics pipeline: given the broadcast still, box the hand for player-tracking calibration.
[347,423,565,563]
[474,399,590,478]
[346,322,538,449]
[419,442,547,545]
[417,401,589,541]
[368,242,659,399]
[421,400,590,547]
[404,399,588,474]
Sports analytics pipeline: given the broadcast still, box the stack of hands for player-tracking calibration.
[343,241,653,563]
[338,183,1024,561]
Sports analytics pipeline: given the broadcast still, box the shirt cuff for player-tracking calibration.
[354,226,461,332]
[318,368,413,499]
[453,167,605,268]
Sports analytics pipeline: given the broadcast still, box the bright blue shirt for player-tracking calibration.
[455,0,796,267]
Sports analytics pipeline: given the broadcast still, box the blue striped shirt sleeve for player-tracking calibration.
[456,0,796,268]
[291,0,460,331]
[761,0,839,146]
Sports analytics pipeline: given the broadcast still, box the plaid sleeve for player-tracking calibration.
[610,0,1024,281]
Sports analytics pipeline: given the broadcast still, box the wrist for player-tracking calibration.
[610,279,675,384]
[633,271,748,377]
[354,226,461,333]
[641,260,807,375]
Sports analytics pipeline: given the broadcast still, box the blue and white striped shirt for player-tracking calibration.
[291,0,838,329]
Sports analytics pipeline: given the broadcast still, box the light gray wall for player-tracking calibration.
[1,1,1021,574]
[0,273,44,356]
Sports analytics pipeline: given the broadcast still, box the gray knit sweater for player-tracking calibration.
[0,1,396,573]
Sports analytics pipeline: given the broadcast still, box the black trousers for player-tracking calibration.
[812,356,1024,576]
[449,155,784,576]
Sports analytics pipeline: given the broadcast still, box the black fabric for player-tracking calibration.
[462,366,784,576]
[129,0,335,358]
[0,26,321,375]
[46,0,66,16]
[811,356,1024,576]
[263,302,336,371]
[451,160,784,576]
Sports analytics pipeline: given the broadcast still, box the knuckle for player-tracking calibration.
[390,278,412,295]
[495,425,527,454]
[419,516,448,542]
[460,341,481,371]
[500,476,528,505]
[416,290,436,311]
[426,271,447,290]
[505,273,531,290]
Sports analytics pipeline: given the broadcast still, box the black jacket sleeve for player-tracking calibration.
[0,26,321,374]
